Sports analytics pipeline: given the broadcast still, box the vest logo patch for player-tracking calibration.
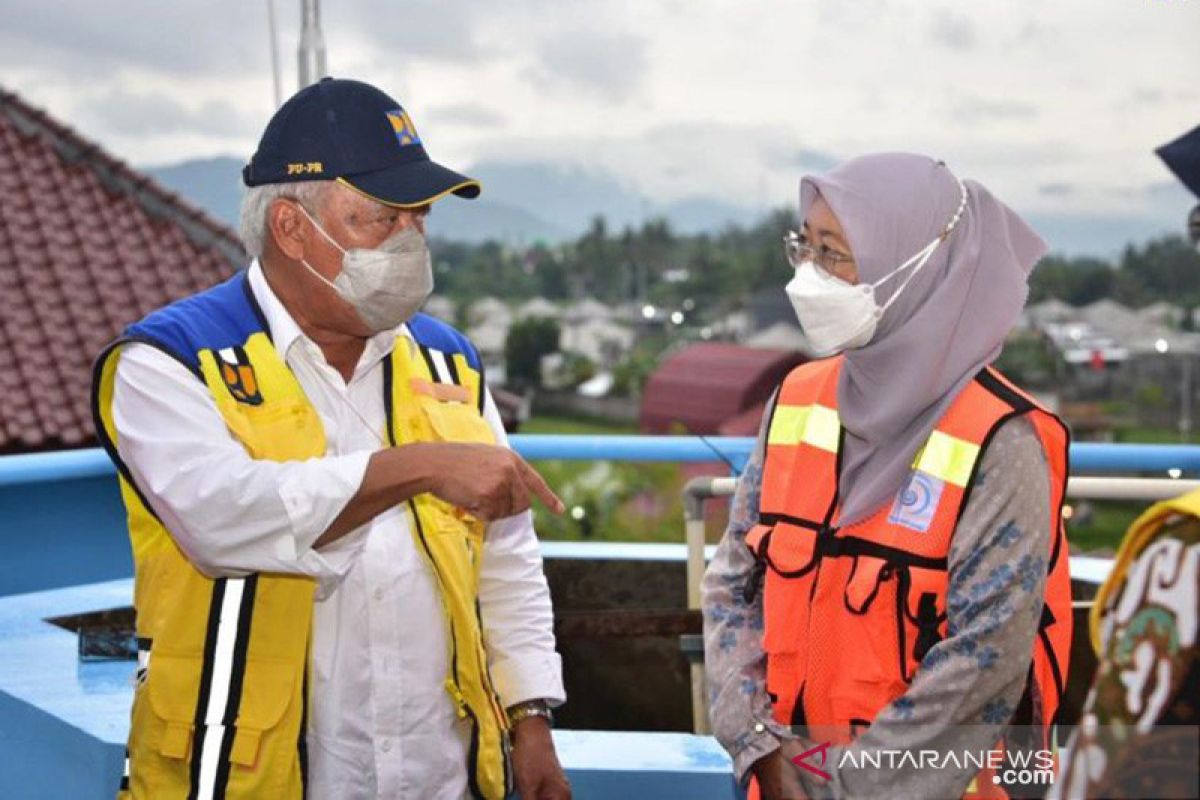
[888,472,943,533]
[217,346,263,405]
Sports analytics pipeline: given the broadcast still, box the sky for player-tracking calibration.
[2,0,1199,247]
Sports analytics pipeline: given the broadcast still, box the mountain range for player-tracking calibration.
[147,156,1193,257]
[147,156,760,246]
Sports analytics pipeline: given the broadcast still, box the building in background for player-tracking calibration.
[639,342,806,436]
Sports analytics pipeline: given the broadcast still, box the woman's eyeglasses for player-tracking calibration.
[783,230,855,275]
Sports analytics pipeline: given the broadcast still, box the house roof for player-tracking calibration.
[640,342,805,435]
[0,87,243,453]
[517,297,561,319]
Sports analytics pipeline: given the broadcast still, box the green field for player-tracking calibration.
[522,414,701,543]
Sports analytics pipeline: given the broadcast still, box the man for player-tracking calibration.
[92,77,571,800]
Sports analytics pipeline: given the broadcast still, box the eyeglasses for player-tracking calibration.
[783,230,855,275]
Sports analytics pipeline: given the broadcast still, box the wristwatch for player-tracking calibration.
[506,699,554,727]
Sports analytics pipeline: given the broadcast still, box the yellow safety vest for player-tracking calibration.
[92,272,511,799]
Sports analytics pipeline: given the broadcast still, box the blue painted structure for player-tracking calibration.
[0,437,1188,797]
[2,439,1197,597]
[0,575,746,799]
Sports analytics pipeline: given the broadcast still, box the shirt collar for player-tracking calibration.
[246,260,410,368]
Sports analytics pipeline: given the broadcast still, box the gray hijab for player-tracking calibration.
[798,153,1048,527]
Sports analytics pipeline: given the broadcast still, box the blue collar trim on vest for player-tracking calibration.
[123,270,480,376]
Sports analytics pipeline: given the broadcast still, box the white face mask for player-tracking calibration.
[785,236,945,357]
[786,176,969,356]
[298,206,434,332]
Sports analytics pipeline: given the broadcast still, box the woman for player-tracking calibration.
[702,153,1072,800]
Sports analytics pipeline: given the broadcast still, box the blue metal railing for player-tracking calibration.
[4,439,1200,487]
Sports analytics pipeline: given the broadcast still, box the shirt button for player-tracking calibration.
[381,739,392,753]
[754,723,766,734]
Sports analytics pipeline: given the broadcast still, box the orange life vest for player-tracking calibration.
[743,356,1071,791]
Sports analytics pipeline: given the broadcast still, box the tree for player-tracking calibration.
[504,317,560,390]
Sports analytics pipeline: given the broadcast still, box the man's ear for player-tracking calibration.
[268,198,307,261]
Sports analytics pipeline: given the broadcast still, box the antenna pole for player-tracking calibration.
[266,0,283,107]
[298,0,327,89]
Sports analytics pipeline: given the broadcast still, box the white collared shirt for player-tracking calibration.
[111,261,564,800]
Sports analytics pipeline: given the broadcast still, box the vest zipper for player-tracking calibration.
[407,500,468,715]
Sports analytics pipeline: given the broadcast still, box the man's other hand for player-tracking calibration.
[421,443,565,521]
[511,716,571,800]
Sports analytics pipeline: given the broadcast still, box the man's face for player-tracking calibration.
[269,182,430,336]
[299,182,430,285]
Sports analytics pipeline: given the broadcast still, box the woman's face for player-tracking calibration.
[802,194,858,284]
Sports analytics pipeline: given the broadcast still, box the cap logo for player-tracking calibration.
[287,161,324,176]
[386,107,422,148]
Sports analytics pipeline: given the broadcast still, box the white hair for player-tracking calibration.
[238,179,330,258]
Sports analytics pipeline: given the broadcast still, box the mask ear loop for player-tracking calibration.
[295,203,348,256]
[293,203,352,292]
[867,176,970,314]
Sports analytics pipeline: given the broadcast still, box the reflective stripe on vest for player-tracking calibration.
[769,404,985,487]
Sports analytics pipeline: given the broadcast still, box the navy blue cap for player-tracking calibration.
[1157,124,1200,200]
[242,77,480,206]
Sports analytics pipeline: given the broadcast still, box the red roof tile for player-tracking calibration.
[639,343,806,435]
[0,87,244,454]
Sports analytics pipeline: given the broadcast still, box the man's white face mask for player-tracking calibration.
[297,205,434,333]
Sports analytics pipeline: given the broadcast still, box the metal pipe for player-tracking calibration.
[1067,476,1200,500]
[10,441,1200,487]
[297,0,326,89]
[678,473,1200,733]
[266,0,283,108]
[682,476,738,735]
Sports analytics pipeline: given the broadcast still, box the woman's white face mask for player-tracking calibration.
[785,235,945,357]
[785,177,969,357]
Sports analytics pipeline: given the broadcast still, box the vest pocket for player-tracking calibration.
[759,521,819,654]
[418,394,494,445]
[223,399,327,459]
[762,521,819,577]
[146,653,300,767]
[843,556,890,614]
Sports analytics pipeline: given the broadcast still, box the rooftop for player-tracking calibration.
[0,87,242,454]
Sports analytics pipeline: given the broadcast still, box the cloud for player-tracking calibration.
[930,10,977,51]
[77,90,257,139]
[333,0,493,63]
[524,29,649,101]
[949,96,1040,124]
[0,0,266,75]
[427,103,507,128]
[1038,183,1076,197]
